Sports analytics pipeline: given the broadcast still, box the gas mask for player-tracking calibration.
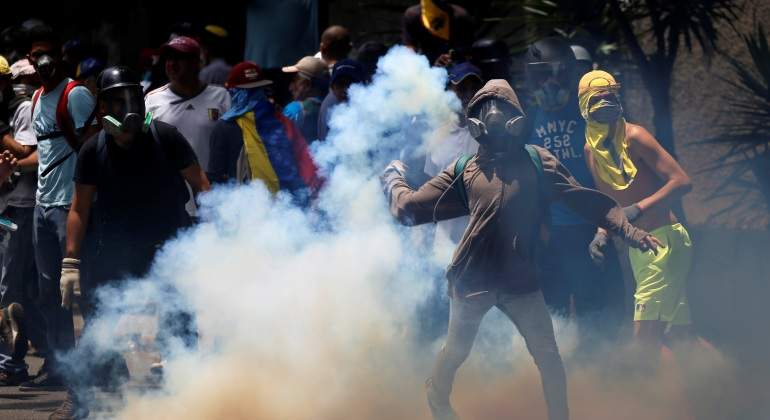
[34,54,56,80]
[101,87,151,136]
[588,93,623,123]
[527,61,572,111]
[467,98,526,140]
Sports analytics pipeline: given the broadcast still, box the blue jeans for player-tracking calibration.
[33,205,75,374]
[0,206,47,354]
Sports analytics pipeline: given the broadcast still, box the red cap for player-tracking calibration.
[160,36,201,57]
[225,61,273,89]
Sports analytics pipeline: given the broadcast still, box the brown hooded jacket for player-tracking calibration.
[382,80,650,297]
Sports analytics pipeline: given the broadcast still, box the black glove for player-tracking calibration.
[623,203,642,222]
[588,230,609,265]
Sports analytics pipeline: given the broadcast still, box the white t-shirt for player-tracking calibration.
[2,100,38,208]
[144,84,231,172]
[424,121,479,264]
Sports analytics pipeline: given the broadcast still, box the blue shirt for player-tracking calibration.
[32,78,95,207]
[528,100,594,226]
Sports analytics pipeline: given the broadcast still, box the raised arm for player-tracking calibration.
[537,146,660,252]
[626,124,692,214]
[381,159,468,226]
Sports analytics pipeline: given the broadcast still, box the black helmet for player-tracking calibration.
[96,66,142,98]
[471,38,510,80]
[525,37,576,68]
[525,37,578,111]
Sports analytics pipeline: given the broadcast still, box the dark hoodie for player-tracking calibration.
[382,79,650,297]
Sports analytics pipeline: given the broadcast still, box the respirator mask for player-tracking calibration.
[101,87,151,136]
[527,61,572,111]
[467,98,526,140]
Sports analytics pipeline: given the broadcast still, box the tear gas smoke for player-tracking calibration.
[71,47,741,420]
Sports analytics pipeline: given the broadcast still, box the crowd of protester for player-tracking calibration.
[0,1,699,419]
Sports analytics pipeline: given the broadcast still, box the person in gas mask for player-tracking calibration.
[20,25,97,393]
[382,79,661,420]
[524,36,626,350]
[50,66,210,419]
[579,71,695,355]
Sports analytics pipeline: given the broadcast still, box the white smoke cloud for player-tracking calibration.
[71,46,740,420]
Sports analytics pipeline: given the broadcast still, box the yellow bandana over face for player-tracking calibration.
[421,0,450,41]
[578,70,637,190]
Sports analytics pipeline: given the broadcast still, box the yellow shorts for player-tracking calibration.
[628,223,692,326]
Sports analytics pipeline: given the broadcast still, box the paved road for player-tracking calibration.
[0,356,64,420]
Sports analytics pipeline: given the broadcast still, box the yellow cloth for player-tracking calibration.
[629,223,692,326]
[205,25,228,38]
[235,112,280,193]
[421,0,450,41]
[0,55,9,76]
[578,70,637,190]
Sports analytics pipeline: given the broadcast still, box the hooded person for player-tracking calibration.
[382,79,661,420]
[208,62,320,202]
[578,70,695,354]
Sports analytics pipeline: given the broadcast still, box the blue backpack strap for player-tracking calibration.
[453,154,473,209]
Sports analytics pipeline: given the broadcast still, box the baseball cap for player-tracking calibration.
[160,36,201,57]
[282,56,327,80]
[226,61,273,89]
[331,59,364,85]
[448,62,482,84]
[76,57,105,80]
[0,56,10,77]
[10,59,35,80]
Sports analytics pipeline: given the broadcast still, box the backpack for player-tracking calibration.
[31,80,95,177]
[31,80,82,145]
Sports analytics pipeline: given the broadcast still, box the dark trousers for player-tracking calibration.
[71,234,197,391]
[0,206,47,353]
[539,224,625,349]
[33,205,75,375]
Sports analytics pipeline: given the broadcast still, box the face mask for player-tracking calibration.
[12,84,36,98]
[589,98,623,123]
[467,99,526,141]
[101,87,151,136]
[533,82,570,111]
[35,54,56,80]
[103,112,152,137]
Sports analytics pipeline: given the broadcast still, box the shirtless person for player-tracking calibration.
[578,71,693,352]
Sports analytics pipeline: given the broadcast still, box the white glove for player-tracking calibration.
[381,160,408,198]
[60,258,81,310]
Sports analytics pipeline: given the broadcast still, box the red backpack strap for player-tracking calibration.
[30,87,44,118]
[56,80,82,148]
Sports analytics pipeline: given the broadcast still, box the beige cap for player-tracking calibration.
[282,56,327,80]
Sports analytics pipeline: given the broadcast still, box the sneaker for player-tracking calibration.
[48,389,89,420]
[0,369,30,386]
[19,370,65,392]
[0,303,28,361]
[425,378,460,420]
